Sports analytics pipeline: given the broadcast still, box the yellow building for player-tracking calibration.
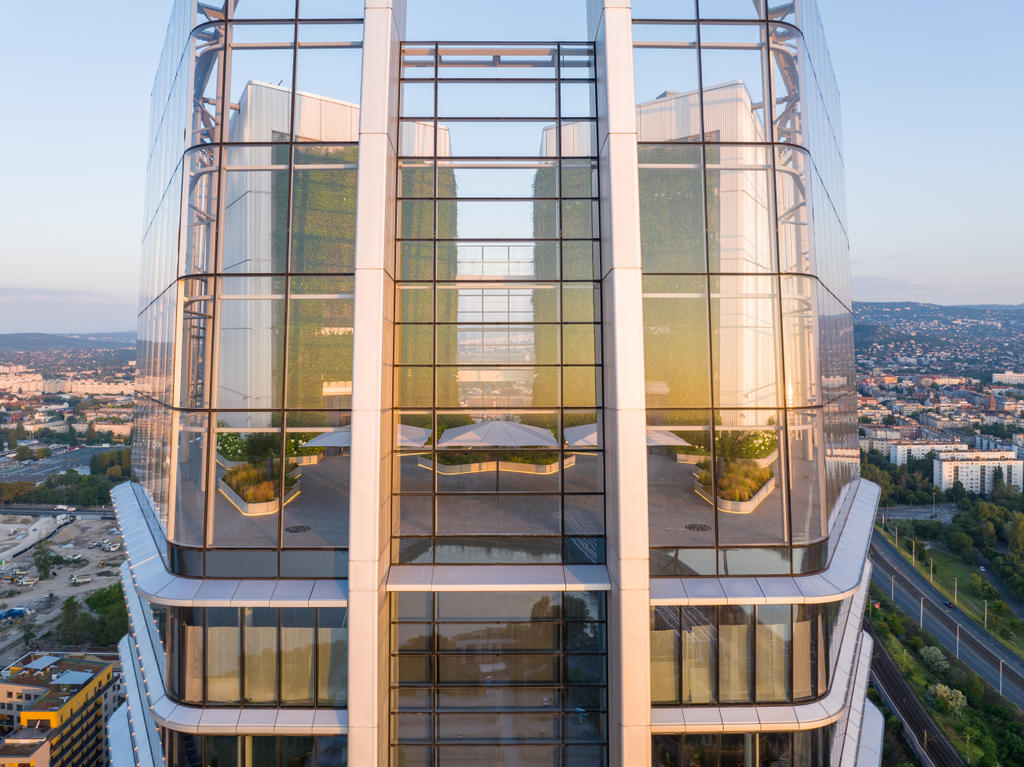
[0,654,117,767]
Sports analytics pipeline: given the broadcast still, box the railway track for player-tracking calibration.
[868,624,966,767]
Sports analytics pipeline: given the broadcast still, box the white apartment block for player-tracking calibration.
[933,451,1024,494]
[888,441,967,466]
[993,371,1024,385]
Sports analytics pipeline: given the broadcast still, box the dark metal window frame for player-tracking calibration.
[137,12,367,577]
[390,591,608,766]
[391,41,607,566]
[632,13,856,576]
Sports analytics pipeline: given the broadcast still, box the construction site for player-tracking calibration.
[0,515,124,665]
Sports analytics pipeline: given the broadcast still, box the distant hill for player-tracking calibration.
[0,332,136,351]
[853,302,1024,372]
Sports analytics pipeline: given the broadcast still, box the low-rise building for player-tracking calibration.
[889,441,968,466]
[933,451,1024,494]
[0,653,119,766]
[993,371,1024,385]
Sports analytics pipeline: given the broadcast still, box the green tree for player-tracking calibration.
[928,683,966,717]
[33,540,56,580]
[20,615,36,647]
[84,421,98,444]
[946,480,967,503]
[14,445,34,461]
[14,423,27,440]
[0,482,35,502]
[34,447,51,460]
[919,645,950,677]
[992,466,1006,494]
[56,597,96,645]
[6,431,15,450]
[85,584,129,645]
[1006,512,1024,555]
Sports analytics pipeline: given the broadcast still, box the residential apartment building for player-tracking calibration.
[113,1,881,765]
[993,371,1024,386]
[888,440,967,466]
[0,653,117,767]
[933,451,1024,495]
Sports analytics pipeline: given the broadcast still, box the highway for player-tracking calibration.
[876,503,960,525]
[0,446,114,483]
[870,534,1024,710]
[0,506,114,520]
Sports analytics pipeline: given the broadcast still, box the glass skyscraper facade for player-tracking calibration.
[113,1,882,766]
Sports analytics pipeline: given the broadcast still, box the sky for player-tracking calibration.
[0,0,1021,334]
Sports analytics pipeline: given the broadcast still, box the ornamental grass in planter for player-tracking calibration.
[223,459,298,503]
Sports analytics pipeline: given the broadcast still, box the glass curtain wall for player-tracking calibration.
[391,591,607,766]
[165,605,348,707]
[632,0,857,577]
[651,727,834,767]
[136,0,364,579]
[164,731,348,767]
[649,600,842,706]
[391,42,605,565]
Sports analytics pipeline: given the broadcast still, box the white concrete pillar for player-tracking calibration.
[591,3,652,765]
[348,2,403,764]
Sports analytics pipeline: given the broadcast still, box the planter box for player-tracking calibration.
[215,452,250,470]
[417,455,576,476]
[698,475,777,514]
[746,449,778,469]
[218,478,301,517]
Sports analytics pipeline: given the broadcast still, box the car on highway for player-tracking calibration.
[980,566,986,572]
[944,601,955,609]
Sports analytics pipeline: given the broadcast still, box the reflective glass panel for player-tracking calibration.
[713,409,787,547]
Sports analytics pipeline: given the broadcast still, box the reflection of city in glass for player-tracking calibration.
[136,9,364,577]
[118,2,878,766]
[393,43,605,566]
[633,6,857,577]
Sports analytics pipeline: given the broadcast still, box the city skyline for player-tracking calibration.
[0,0,1022,334]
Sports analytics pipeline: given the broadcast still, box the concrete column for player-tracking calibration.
[591,3,651,765]
[348,2,403,764]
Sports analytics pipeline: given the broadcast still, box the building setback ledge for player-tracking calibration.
[650,566,872,733]
[650,479,880,606]
[386,564,612,592]
[853,700,885,767]
[107,703,145,767]
[121,563,349,736]
[112,482,348,607]
[118,635,164,766]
